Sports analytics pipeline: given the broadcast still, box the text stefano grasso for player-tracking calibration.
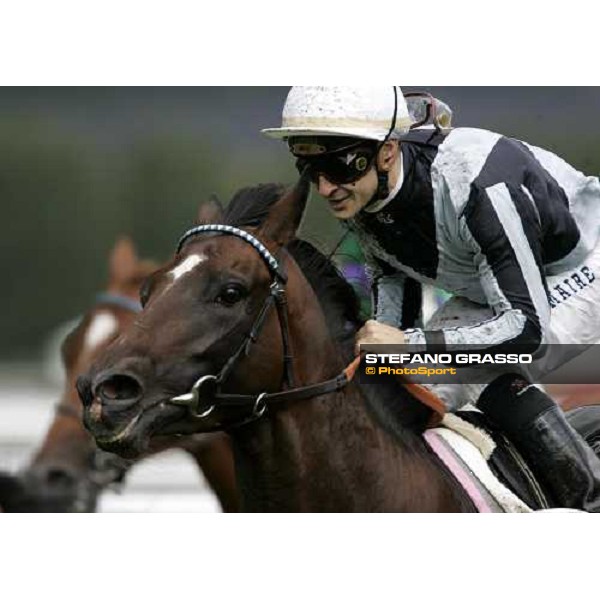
[364,353,533,365]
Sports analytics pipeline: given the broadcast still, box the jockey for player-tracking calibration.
[262,86,600,512]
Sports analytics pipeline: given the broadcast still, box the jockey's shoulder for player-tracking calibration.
[427,127,521,212]
[436,126,505,159]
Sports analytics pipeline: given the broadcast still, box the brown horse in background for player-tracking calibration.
[0,237,237,512]
[78,182,477,512]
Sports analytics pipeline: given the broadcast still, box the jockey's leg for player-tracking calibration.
[478,374,600,512]
[424,296,495,412]
[425,295,600,512]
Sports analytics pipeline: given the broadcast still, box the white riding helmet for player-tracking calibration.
[262,86,413,142]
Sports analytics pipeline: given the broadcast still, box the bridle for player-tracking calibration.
[167,224,360,427]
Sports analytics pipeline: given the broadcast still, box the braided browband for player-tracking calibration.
[176,224,286,282]
[95,293,143,313]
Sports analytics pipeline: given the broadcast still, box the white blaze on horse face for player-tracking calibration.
[85,311,118,352]
[169,253,206,283]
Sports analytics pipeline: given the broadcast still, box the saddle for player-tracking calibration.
[423,405,600,512]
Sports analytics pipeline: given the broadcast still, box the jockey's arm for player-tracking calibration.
[357,185,550,353]
[373,272,422,329]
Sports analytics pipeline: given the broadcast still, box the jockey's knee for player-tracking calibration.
[426,297,553,421]
[426,296,493,329]
[477,373,555,433]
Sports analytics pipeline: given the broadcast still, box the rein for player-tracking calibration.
[168,225,361,426]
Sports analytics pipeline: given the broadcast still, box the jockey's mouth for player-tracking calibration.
[327,193,352,210]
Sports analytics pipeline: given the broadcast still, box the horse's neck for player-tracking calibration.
[232,261,474,512]
[232,380,473,512]
[232,301,473,511]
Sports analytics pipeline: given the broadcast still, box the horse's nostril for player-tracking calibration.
[96,374,142,403]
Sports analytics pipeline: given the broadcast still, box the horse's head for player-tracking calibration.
[14,238,157,511]
[78,179,334,458]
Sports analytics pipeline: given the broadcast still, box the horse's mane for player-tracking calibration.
[224,183,431,436]
[225,183,288,229]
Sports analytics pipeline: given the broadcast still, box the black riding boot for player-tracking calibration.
[478,374,600,512]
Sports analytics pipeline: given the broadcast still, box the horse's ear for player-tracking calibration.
[196,194,225,225]
[110,236,138,283]
[259,175,310,245]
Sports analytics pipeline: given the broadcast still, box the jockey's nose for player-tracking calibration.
[316,175,339,197]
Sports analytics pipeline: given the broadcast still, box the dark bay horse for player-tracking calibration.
[0,237,237,512]
[78,181,476,512]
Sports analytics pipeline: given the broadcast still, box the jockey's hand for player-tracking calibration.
[354,320,406,356]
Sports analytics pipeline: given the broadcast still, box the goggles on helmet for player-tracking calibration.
[290,137,378,185]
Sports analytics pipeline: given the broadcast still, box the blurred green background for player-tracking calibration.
[2,87,600,360]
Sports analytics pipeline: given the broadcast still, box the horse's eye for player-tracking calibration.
[215,284,246,307]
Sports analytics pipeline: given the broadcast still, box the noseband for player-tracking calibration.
[168,224,360,427]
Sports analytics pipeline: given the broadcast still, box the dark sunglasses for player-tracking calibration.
[295,148,377,185]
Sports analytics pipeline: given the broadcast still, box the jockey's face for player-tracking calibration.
[314,168,378,220]
[311,140,400,220]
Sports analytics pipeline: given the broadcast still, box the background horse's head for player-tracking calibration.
[78,179,343,457]
[0,238,155,511]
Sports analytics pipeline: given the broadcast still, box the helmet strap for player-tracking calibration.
[363,147,391,208]
[375,168,390,201]
[365,86,398,206]
[359,165,389,210]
